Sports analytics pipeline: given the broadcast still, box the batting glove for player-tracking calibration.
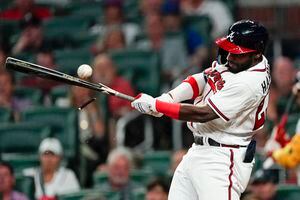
[131,93,162,117]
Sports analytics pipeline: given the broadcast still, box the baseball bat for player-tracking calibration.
[5,57,135,102]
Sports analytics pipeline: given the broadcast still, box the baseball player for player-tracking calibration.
[131,20,270,200]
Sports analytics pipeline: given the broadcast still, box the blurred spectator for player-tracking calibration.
[12,13,49,55]
[90,0,140,46]
[180,0,233,39]
[140,0,164,16]
[23,138,80,200]
[21,49,61,95]
[241,193,260,200]
[70,85,108,186]
[268,56,297,122]
[161,0,182,33]
[92,54,135,119]
[146,179,169,200]
[0,41,10,73]
[0,0,52,20]
[91,26,126,55]
[0,71,33,119]
[249,169,280,200]
[136,13,188,88]
[0,161,29,200]
[98,147,143,200]
[170,149,187,174]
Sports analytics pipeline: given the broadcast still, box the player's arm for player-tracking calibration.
[157,72,207,103]
[132,94,219,123]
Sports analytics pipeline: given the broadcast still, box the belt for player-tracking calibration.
[194,137,247,149]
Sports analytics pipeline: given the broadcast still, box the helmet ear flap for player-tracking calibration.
[217,48,228,65]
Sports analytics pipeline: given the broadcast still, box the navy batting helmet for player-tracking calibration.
[215,20,269,54]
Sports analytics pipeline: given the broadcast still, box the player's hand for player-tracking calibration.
[131,93,162,117]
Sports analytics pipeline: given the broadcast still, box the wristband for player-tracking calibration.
[156,100,181,119]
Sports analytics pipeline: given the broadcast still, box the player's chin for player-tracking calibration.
[226,62,239,73]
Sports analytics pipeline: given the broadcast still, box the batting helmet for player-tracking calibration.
[215,20,268,54]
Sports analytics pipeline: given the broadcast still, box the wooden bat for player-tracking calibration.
[5,57,135,102]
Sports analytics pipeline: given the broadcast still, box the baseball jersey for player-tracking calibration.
[188,56,271,145]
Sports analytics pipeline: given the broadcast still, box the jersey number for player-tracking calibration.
[253,97,266,131]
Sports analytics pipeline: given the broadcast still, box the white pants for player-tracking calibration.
[168,144,254,200]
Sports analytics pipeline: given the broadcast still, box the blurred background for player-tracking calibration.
[0,0,300,200]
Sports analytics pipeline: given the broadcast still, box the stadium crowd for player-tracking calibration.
[1,0,300,200]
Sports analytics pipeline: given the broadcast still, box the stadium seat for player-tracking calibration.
[0,122,51,153]
[43,15,91,38]
[15,175,35,200]
[57,189,105,200]
[109,49,161,96]
[49,85,70,106]
[93,171,108,187]
[20,107,79,160]
[276,184,300,200]
[68,2,103,24]
[55,48,93,75]
[0,19,20,39]
[1,153,39,173]
[14,86,43,106]
[142,151,171,176]
[0,107,12,122]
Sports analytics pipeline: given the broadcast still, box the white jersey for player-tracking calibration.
[188,56,271,145]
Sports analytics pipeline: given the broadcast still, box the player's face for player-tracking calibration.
[226,52,256,73]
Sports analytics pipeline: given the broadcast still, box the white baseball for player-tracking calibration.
[77,64,93,79]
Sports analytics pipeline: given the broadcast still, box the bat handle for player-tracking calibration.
[115,92,135,101]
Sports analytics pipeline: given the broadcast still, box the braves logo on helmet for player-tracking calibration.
[227,32,235,43]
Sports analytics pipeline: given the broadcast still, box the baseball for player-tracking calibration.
[77,64,92,79]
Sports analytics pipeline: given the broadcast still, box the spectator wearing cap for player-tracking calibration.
[248,169,280,200]
[0,161,29,200]
[90,0,140,47]
[0,0,52,20]
[23,138,80,200]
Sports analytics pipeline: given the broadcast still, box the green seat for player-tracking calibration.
[15,175,35,200]
[109,49,161,96]
[183,15,213,45]
[0,122,51,153]
[43,15,91,39]
[276,184,300,200]
[14,87,43,105]
[21,107,79,159]
[1,153,39,173]
[0,107,12,122]
[55,48,93,75]
[93,171,108,187]
[50,85,70,105]
[69,2,103,24]
[143,151,171,176]
[72,32,98,48]
[0,19,20,38]
[57,189,105,200]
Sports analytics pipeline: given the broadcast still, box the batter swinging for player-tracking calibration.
[131,20,270,200]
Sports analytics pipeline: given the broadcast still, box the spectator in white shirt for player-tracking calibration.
[23,138,80,200]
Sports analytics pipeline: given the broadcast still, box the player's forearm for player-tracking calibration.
[156,100,218,122]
